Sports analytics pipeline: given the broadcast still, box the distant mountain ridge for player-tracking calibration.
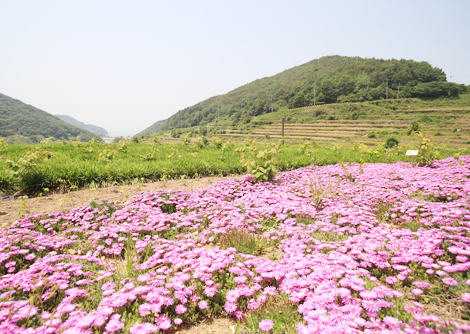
[136,55,463,134]
[0,93,97,142]
[56,115,108,137]
[134,119,166,137]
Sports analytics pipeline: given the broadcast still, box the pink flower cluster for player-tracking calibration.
[0,156,470,333]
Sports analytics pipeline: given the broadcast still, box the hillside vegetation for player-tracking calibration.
[0,93,96,142]
[56,114,108,137]
[134,119,166,137]
[145,56,468,133]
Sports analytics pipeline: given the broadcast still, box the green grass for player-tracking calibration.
[0,137,464,195]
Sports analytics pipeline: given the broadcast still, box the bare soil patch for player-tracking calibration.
[175,317,238,334]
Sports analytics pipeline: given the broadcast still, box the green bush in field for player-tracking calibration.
[407,121,422,135]
[415,132,437,166]
[237,140,280,183]
[0,145,54,196]
[385,137,399,148]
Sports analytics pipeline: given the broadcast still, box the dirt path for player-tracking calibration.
[0,176,232,228]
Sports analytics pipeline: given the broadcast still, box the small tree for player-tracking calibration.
[415,132,436,166]
[237,141,280,183]
[385,137,399,148]
[407,121,422,135]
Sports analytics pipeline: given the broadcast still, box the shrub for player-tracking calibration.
[237,141,280,182]
[385,137,399,148]
[415,132,437,166]
[407,121,422,135]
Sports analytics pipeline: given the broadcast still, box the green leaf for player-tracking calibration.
[256,151,265,159]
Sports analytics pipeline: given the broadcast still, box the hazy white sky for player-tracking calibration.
[1,0,469,136]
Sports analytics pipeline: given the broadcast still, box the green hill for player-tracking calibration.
[134,119,166,138]
[0,93,97,142]
[152,55,466,133]
[56,114,108,137]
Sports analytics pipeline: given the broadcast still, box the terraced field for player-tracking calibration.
[185,95,466,148]
[220,118,469,148]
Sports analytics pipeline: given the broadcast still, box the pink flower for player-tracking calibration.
[234,310,244,320]
[175,304,187,314]
[383,316,402,328]
[130,322,159,334]
[137,274,150,282]
[263,286,276,296]
[159,320,172,330]
[234,276,247,284]
[412,281,432,289]
[105,319,124,332]
[259,319,274,332]
[174,318,183,325]
[461,293,470,302]
[198,300,208,309]
[411,289,423,296]
[385,276,397,285]
[139,303,153,317]
[204,286,218,297]
[362,299,381,312]
[25,254,35,260]
[101,282,116,290]
[224,301,237,313]
[360,290,377,299]
[442,277,459,286]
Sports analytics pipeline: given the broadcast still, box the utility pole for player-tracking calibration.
[397,83,400,99]
[386,78,389,99]
[282,116,285,145]
[217,105,220,124]
[314,84,316,106]
[271,94,273,113]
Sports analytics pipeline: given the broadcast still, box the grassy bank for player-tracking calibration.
[0,136,465,195]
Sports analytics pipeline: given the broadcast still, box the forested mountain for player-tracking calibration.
[134,119,166,138]
[56,114,108,137]
[158,55,466,132]
[0,93,96,142]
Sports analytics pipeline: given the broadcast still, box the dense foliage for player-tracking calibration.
[1,157,470,333]
[56,115,109,137]
[0,93,96,142]
[0,136,462,195]
[156,56,469,133]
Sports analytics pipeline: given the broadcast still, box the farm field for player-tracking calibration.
[1,157,470,333]
[180,94,470,149]
[0,135,465,197]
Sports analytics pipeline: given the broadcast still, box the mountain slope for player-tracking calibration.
[134,119,166,137]
[56,114,108,137]
[152,55,464,133]
[0,93,96,142]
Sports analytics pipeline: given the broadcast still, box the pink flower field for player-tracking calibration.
[1,157,470,333]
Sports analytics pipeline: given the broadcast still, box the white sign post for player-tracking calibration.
[406,150,419,167]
